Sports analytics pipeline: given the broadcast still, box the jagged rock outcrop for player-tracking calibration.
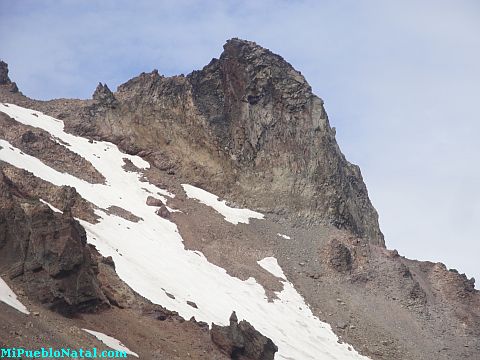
[326,238,353,273]
[92,82,118,108]
[211,311,278,360]
[0,61,18,93]
[0,168,109,315]
[53,39,383,245]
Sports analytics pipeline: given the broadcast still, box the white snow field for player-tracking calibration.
[257,257,287,280]
[182,183,264,224]
[0,103,370,360]
[83,329,138,357]
[0,276,29,314]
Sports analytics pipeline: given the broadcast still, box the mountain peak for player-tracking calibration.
[223,37,262,52]
[221,38,309,87]
[222,38,284,61]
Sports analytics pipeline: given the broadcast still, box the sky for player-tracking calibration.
[0,0,479,283]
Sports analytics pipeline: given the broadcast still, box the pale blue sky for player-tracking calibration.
[1,0,479,283]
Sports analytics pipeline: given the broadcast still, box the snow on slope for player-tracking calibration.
[40,198,62,213]
[0,103,370,360]
[0,276,29,314]
[258,257,287,280]
[182,183,264,224]
[83,329,138,357]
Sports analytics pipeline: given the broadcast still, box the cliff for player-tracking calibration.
[59,38,384,245]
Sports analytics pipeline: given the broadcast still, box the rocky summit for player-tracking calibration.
[0,39,478,360]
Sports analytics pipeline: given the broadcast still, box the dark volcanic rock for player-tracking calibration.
[0,61,18,93]
[0,168,109,315]
[156,205,170,219]
[0,60,11,84]
[327,238,353,272]
[211,311,278,360]
[92,82,118,108]
[186,300,198,309]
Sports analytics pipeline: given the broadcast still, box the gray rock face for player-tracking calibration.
[211,311,278,360]
[0,168,109,315]
[0,61,18,93]
[62,39,384,245]
[92,82,118,108]
[0,61,10,84]
[190,39,383,244]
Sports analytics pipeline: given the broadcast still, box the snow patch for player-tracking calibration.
[277,233,291,240]
[182,184,264,224]
[39,199,62,213]
[258,257,287,280]
[83,329,138,357]
[0,277,29,314]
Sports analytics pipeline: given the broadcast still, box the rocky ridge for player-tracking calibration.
[0,38,479,359]
[7,39,383,245]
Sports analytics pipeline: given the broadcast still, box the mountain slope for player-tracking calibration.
[0,103,369,359]
[0,39,479,360]
[1,39,384,245]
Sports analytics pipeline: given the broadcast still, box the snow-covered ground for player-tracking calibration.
[40,198,62,213]
[0,103,370,360]
[182,183,264,224]
[257,257,287,280]
[83,329,138,357]
[0,276,29,315]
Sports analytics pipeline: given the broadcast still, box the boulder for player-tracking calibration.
[211,311,278,360]
[156,205,171,219]
[327,239,353,273]
[146,196,164,207]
